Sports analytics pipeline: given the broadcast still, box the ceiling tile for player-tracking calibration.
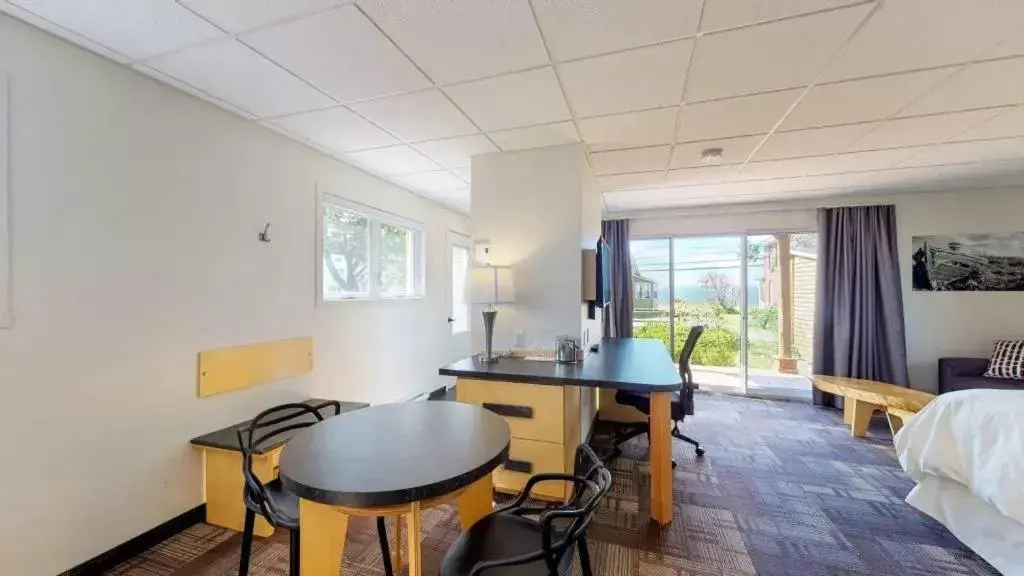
[559,40,694,118]
[355,0,548,84]
[452,168,471,182]
[349,90,478,142]
[700,0,867,32]
[487,121,580,151]
[142,40,335,118]
[952,106,1024,141]
[897,137,1024,168]
[10,0,223,60]
[590,146,671,175]
[242,6,429,104]
[412,135,498,169]
[800,148,915,175]
[781,68,953,130]
[532,0,701,62]
[597,172,667,191]
[266,107,396,153]
[343,145,440,174]
[578,107,679,151]
[985,29,1024,59]
[135,64,257,118]
[900,57,1024,117]
[850,109,1006,151]
[180,0,348,33]
[684,4,873,102]
[393,170,467,193]
[670,134,765,168]
[0,1,133,62]
[755,123,878,160]
[430,187,471,212]
[665,165,740,185]
[737,158,811,180]
[443,68,570,131]
[678,89,802,142]
[821,0,1024,82]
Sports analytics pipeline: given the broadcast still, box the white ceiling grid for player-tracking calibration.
[5,0,1024,213]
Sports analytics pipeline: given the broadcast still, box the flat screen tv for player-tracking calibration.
[595,237,613,308]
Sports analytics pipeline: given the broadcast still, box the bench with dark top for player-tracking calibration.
[189,398,368,453]
[190,397,369,536]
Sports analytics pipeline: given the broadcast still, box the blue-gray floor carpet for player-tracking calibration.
[102,393,999,575]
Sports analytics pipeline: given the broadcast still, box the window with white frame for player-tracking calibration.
[319,196,425,302]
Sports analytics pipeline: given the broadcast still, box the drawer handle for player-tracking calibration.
[482,403,534,419]
[505,459,533,474]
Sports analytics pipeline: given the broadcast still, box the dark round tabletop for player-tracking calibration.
[279,401,511,507]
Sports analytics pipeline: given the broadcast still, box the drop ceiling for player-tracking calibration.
[6,0,1024,214]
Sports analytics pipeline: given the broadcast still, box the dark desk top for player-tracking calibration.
[189,398,368,454]
[280,402,510,507]
[439,338,682,393]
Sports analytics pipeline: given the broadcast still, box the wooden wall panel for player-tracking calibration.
[198,337,313,397]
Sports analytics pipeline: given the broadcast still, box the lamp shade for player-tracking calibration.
[470,266,515,305]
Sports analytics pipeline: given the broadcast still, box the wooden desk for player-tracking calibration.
[812,375,936,437]
[440,338,682,526]
[189,398,367,536]
[280,402,510,576]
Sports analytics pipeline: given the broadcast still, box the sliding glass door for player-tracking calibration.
[631,233,816,399]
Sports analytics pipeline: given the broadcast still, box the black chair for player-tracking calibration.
[609,325,706,465]
[439,444,612,576]
[236,402,394,576]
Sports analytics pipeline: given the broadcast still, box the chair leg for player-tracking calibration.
[577,535,594,576]
[289,528,300,576]
[376,516,394,576]
[238,508,255,576]
[671,424,705,456]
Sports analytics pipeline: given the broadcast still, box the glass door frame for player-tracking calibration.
[632,229,814,397]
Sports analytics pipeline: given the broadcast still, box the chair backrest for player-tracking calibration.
[235,401,339,526]
[539,444,612,569]
[677,325,705,388]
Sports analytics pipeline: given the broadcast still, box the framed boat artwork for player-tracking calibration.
[912,232,1024,291]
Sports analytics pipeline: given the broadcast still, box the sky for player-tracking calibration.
[629,236,776,305]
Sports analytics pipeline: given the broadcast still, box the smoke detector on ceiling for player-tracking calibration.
[701,147,724,165]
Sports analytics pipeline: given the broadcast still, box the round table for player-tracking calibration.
[280,401,511,576]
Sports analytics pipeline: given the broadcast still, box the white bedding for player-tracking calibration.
[907,474,1024,576]
[894,388,1024,526]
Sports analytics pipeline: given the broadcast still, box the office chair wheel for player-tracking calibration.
[672,460,677,469]
[695,447,705,457]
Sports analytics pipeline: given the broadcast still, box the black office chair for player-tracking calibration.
[439,444,612,576]
[236,402,394,576]
[609,325,706,465]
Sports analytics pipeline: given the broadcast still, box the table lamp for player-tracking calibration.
[470,265,515,363]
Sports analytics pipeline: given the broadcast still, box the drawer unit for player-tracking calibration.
[457,377,582,502]
[457,378,565,443]
[494,438,569,500]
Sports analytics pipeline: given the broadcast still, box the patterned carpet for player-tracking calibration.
[104,394,999,576]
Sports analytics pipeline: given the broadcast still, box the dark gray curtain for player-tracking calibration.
[813,205,910,406]
[602,219,633,338]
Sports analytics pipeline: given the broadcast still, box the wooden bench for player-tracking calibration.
[812,375,936,437]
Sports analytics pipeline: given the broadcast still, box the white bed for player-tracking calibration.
[895,389,1024,575]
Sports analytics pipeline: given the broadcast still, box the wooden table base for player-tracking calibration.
[649,392,673,526]
[298,474,494,576]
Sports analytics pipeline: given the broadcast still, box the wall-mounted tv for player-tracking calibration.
[594,237,613,308]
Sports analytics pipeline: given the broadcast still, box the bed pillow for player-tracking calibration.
[984,340,1024,380]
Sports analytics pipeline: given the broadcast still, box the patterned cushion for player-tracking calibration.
[984,340,1024,380]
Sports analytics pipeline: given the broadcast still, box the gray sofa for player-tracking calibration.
[938,357,1024,394]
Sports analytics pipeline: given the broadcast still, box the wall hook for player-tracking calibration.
[258,222,272,243]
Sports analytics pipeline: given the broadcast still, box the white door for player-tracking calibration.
[446,231,472,366]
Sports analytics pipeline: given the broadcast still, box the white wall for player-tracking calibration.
[471,145,586,350]
[579,159,601,439]
[0,14,466,575]
[627,188,1024,393]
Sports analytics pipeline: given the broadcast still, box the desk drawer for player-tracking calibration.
[494,438,567,501]
[457,378,564,443]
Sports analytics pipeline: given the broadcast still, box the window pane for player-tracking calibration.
[323,205,369,299]
[380,223,422,298]
[451,245,470,334]
[630,238,671,353]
